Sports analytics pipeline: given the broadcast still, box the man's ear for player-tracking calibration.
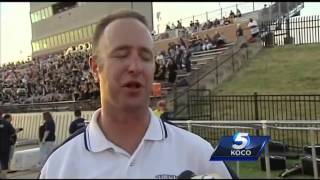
[89,55,99,82]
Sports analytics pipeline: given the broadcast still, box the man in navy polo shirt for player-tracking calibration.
[0,111,15,179]
[69,109,86,135]
[39,10,236,179]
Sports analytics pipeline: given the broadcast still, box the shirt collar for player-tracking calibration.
[85,108,167,153]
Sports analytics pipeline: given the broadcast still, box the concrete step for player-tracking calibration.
[191,56,217,63]
[192,62,207,66]
[177,73,191,79]
[192,48,227,57]
[192,43,234,55]
[191,51,223,59]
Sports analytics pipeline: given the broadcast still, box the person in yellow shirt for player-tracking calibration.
[153,100,166,118]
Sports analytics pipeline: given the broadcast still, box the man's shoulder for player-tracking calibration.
[46,120,55,125]
[2,119,14,129]
[73,118,86,123]
[0,119,8,126]
[40,128,87,178]
[48,127,86,158]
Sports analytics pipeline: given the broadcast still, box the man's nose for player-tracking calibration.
[128,53,143,75]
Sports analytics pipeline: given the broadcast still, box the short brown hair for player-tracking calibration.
[92,9,149,55]
[43,111,54,121]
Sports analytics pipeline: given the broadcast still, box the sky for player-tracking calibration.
[0,2,320,65]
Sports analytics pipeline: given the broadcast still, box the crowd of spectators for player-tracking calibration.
[0,29,230,106]
[0,8,242,106]
[154,29,227,86]
[0,44,100,105]
[154,8,242,41]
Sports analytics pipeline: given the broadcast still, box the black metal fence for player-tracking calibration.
[185,89,320,151]
[260,15,320,46]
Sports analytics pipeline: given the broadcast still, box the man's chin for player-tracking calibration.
[121,99,149,110]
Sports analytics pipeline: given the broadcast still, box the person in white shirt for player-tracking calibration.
[248,18,259,42]
[39,10,237,179]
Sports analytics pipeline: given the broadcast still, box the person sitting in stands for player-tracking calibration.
[236,8,242,17]
[229,10,235,19]
[202,37,213,51]
[212,31,226,48]
[177,20,183,29]
[247,18,259,43]
[165,24,171,32]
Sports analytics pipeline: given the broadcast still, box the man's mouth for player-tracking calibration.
[123,81,142,89]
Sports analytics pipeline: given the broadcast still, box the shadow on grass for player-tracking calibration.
[226,159,314,179]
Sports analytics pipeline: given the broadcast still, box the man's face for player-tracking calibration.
[91,18,154,111]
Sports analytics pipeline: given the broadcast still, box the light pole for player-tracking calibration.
[218,2,222,19]
[156,11,161,34]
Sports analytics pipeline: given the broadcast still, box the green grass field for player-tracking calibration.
[205,44,320,178]
[226,159,314,179]
[215,44,320,95]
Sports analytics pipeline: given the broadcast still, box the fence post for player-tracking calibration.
[254,92,260,136]
[187,90,191,120]
[278,2,281,18]
[187,120,192,132]
[231,46,235,72]
[173,85,177,115]
[268,3,272,22]
[246,46,249,61]
[206,11,208,21]
[262,122,271,179]
[209,90,213,120]
[215,57,219,84]
[235,128,240,178]
[197,70,199,90]
[309,129,319,179]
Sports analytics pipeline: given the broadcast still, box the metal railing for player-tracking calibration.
[10,110,319,178]
[171,120,320,179]
[260,15,320,46]
[186,91,320,150]
[171,41,264,119]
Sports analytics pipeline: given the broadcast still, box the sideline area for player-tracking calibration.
[7,144,40,179]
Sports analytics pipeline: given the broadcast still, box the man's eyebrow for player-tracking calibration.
[110,45,131,53]
[139,47,153,56]
[110,45,153,56]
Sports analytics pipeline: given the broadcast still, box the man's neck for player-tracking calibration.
[98,106,150,155]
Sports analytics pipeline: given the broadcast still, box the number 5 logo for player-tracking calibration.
[232,132,250,150]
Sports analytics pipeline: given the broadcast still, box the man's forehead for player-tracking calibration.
[99,18,153,50]
[102,18,151,40]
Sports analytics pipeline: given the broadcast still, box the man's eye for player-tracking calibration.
[142,56,152,62]
[140,52,153,62]
[112,51,129,58]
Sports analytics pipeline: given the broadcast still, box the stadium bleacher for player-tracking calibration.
[0,9,255,112]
